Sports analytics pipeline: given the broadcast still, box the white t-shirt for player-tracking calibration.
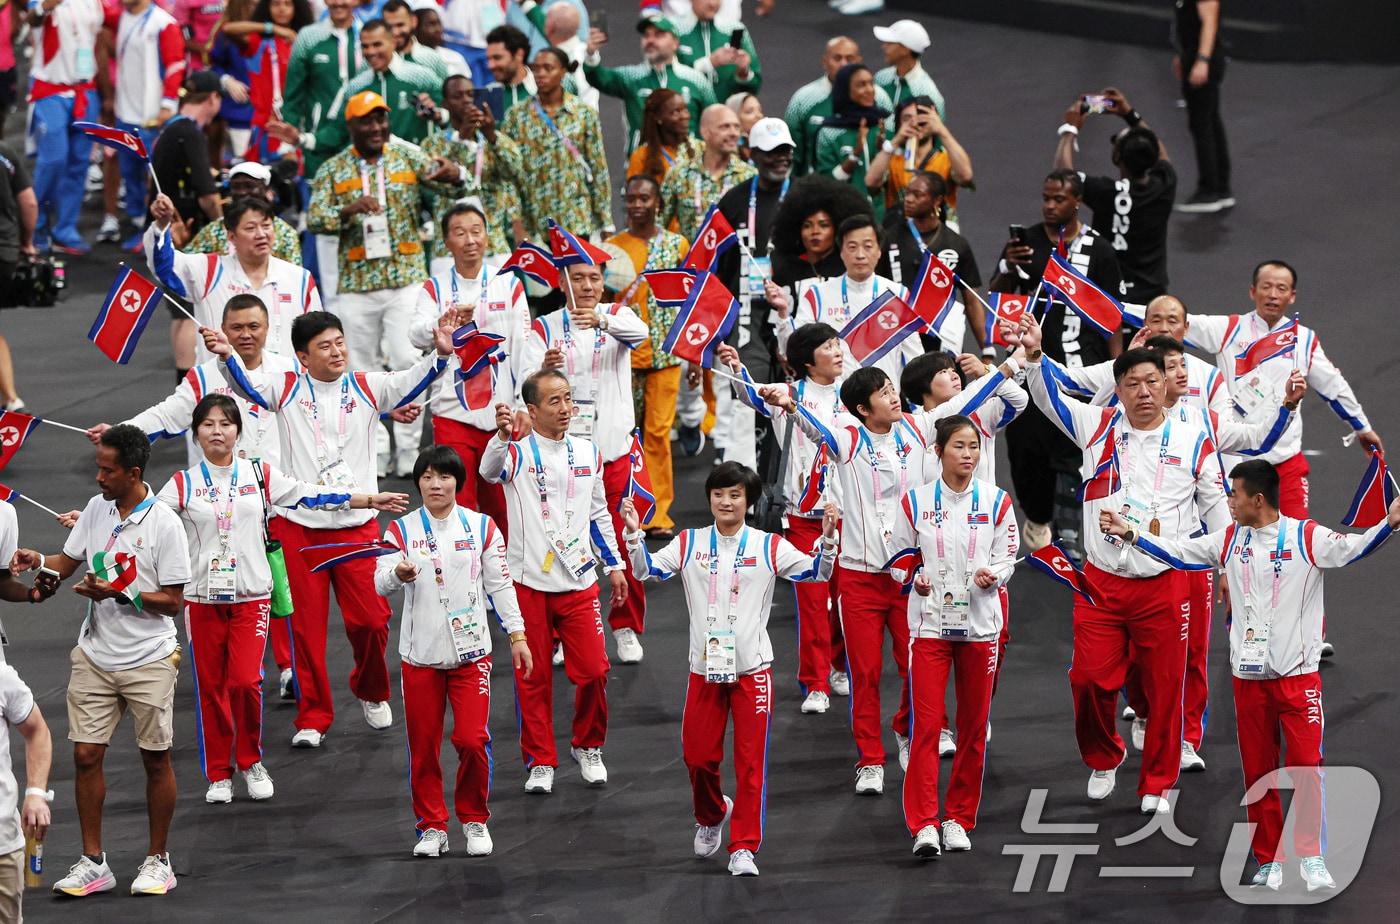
[62,489,191,672]
[0,663,33,855]
[0,504,17,662]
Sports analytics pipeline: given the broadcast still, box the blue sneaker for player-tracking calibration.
[52,238,91,256]
[120,232,145,253]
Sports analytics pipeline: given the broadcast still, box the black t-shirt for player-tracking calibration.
[991,222,1122,368]
[879,211,981,290]
[0,143,31,265]
[151,115,217,229]
[716,177,788,374]
[1081,161,1176,301]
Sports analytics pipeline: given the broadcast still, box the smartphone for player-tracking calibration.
[589,8,607,35]
[728,27,745,49]
[38,566,59,581]
[1008,224,1027,245]
[1081,94,1115,115]
[478,85,506,123]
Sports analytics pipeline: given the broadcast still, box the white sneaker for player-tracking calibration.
[1300,856,1335,891]
[855,765,884,795]
[1140,794,1169,814]
[362,699,393,730]
[413,828,449,857]
[393,448,417,479]
[291,728,324,748]
[1087,768,1116,800]
[463,822,493,856]
[130,854,177,895]
[524,764,554,793]
[728,848,759,876]
[1121,705,1136,720]
[205,779,233,803]
[985,721,991,744]
[895,732,910,771]
[1023,520,1052,552]
[1131,717,1147,751]
[941,819,972,852]
[694,795,733,858]
[801,690,830,714]
[939,727,957,758]
[1251,861,1283,890]
[552,643,565,667]
[836,0,884,14]
[829,670,850,696]
[1320,640,1335,658]
[52,854,117,896]
[97,213,121,243]
[613,628,644,664]
[1180,741,1206,772]
[912,825,941,859]
[243,762,275,800]
[571,746,608,786]
[279,668,294,700]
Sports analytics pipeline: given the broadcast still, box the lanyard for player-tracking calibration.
[933,480,980,577]
[472,130,485,185]
[105,494,155,553]
[700,21,713,59]
[746,176,790,253]
[561,313,604,405]
[655,66,668,89]
[706,527,748,626]
[617,236,658,308]
[861,426,908,525]
[906,219,929,254]
[1123,419,1172,509]
[693,171,706,213]
[449,266,489,313]
[117,7,155,62]
[270,40,283,107]
[200,461,239,549]
[419,507,478,609]
[359,158,387,205]
[533,99,594,183]
[1240,525,1286,612]
[306,375,351,465]
[839,274,879,322]
[529,436,577,531]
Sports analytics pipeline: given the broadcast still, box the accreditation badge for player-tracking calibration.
[207,556,238,604]
[362,213,392,260]
[704,629,738,684]
[1237,609,1269,675]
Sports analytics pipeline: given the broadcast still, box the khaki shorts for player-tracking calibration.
[66,646,179,751]
[0,847,20,924]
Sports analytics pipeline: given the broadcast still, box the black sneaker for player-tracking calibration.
[1175,190,1228,214]
[676,424,705,457]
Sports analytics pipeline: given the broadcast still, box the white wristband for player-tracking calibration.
[833,165,851,181]
[880,139,895,155]
[1002,355,1021,376]
[24,787,52,803]
[1057,123,1079,136]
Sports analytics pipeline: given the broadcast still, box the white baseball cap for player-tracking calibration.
[748,117,794,152]
[407,0,438,13]
[873,19,931,54]
[229,161,272,185]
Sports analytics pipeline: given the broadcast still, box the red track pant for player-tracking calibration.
[266,516,295,673]
[279,520,394,734]
[1232,673,1324,864]
[431,417,509,541]
[513,583,609,767]
[1124,568,1213,749]
[186,599,270,782]
[904,638,997,834]
[1071,565,1189,797]
[838,569,911,767]
[601,456,646,634]
[785,516,840,695]
[682,669,773,854]
[402,658,494,830]
[1275,452,1310,517]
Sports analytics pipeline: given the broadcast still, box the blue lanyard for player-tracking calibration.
[840,274,879,316]
[534,99,593,183]
[199,460,239,537]
[306,375,351,461]
[707,526,748,625]
[449,266,489,311]
[419,506,475,606]
[106,494,155,551]
[746,176,790,251]
[906,219,929,254]
[117,7,155,64]
[528,435,576,525]
[933,479,981,570]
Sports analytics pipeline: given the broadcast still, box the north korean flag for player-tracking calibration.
[1077,430,1122,502]
[1041,253,1123,339]
[623,429,657,526]
[661,271,740,367]
[89,268,162,364]
[983,291,1031,347]
[682,205,738,272]
[548,219,613,267]
[1342,449,1398,528]
[73,121,149,159]
[882,546,923,592]
[796,443,829,514]
[907,251,958,333]
[0,412,38,473]
[642,268,700,308]
[1026,542,1099,605]
[838,290,924,365]
[1233,318,1298,377]
[451,323,507,411]
[299,541,402,573]
[496,242,560,288]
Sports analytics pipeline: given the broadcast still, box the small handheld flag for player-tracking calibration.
[451,323,507,411]
[73,121,148,159]
[1026,542,1099,605]
[797,443,829,514]
[90,268,163,364]
[497,242,560,289]
[682,206,738,272]
[1040,253,1123,339]
[623,430,656,526]
[90,550,139,598]
[0,412,39,473]
[643,268,701,308]
[983,292,1031,347]
[0,482,62,517]
[1233,318,1298,378]
[547,220,613,267]
[661,271,740,367]
[1077,430,1122,502]
[838,290,924,365]
[907,251,958,333]
[299,541,401,573]
[881,546,923,592]
[1341,450,1399,528]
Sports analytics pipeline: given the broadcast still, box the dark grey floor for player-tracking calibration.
[5,1,1400,920]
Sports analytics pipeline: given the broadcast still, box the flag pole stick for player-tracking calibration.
[1291,310,1301,373]
[13,494,62,518]
[117,262,201,325]
[36,418,91,436]
[709,366,747,389]
[147,163,163,199]
[957,277,994,314]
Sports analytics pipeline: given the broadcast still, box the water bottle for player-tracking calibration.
[23,834,41,888]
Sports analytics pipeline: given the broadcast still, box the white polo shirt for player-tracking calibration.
[0,663,34,855]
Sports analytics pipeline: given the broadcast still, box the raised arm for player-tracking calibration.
[772,504,838,582]
[1101,510,1224,571]
[1304,506,1398,568]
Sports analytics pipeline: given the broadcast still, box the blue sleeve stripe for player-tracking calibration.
[1043,359,1094,398]
[796,402,839,454]
[958,370,1007,417]
[1239,405,1294,457]
[1038,363,1079,438]
[590,522,619,567]
[1323,395,1366,431]
[994,401,1018,430]
[151,230,189,299]
[1350,524,1394,563]
[293,491,352,509]
[1135,535,1213,571]
[391,357,447,410]
[225,356,271,409]
[640,544,674,580]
